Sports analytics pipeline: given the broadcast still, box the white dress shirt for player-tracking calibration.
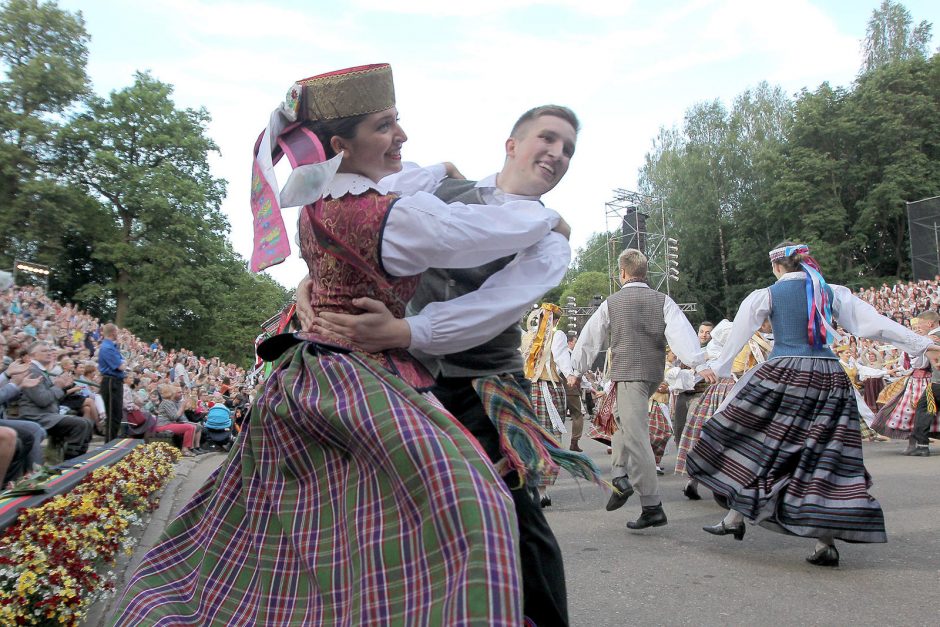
[551,330,574,379]
[707,272,933,378]
[570,282,706,376]
[375,167,571,356]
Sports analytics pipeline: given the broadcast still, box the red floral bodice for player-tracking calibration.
[295,191,434,388]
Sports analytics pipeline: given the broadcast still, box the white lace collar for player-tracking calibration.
[325,173,388,198]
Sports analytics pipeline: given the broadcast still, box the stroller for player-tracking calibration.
[202,404,234,452]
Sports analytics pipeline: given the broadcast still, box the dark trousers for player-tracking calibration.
[48,415,93,460]
[912,383,940,445]
[673,391,694,445]
[101,375,125,441]
[432,375,569,627]
[3,427,33,483]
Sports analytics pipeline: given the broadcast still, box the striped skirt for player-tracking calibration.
[675,378,736,475]
[529,380,567,436]
[871,370,933,438]
[114,343,522,626]
[686,357,886,543]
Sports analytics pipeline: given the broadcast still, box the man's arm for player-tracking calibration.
[551,329,573,378]
[312,232,571,355]
[663,297,717,384]
[381,193,562,277]
[568,302,610,386]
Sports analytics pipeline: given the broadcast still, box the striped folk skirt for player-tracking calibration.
[675,378,736,475]
[686,357,886,543]
[529,380,567,436]
[114,343,523,626]
[872,370,935,439]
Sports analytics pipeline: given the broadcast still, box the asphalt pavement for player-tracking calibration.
[89,438,939,626]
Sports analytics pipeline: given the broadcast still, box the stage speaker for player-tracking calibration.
[907,196,940,281]
[621,208,648,254]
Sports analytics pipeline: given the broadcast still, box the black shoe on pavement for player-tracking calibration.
[683,482,701,500]
[540,494,552,508]
[702,520,746,540]
[605,476,634,511]
[806,545,839,567]
[904,445,931,457]
[627,504,667,530]
[901,438,917,455]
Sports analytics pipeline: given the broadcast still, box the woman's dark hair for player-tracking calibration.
[772,240,810,273]
[304,113,370,159]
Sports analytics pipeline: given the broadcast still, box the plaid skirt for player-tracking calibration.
[871,370,935,438]
[675,378,736,475]
[686,357,886,543]
[648,401,672,465]
[587,388,672,459]
[529,380,566,436]
[114,343,522,626]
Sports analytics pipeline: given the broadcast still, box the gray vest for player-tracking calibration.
[407,179,522,377]
[607,285,668,383]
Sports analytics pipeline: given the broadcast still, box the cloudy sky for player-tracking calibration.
[59,0,939,289]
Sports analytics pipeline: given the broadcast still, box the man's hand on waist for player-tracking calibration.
[312,297,412,353]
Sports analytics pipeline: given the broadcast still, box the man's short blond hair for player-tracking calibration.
[618,248,648,279]
[102,323,118,338]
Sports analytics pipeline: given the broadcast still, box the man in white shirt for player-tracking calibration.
[568,249,715,530]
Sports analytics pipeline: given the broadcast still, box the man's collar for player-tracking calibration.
[30,359,47,372]
[475,173,540,202]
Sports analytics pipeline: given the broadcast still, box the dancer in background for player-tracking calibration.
[688,242,940,567]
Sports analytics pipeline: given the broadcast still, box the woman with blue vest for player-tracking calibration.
[687,242,940,567]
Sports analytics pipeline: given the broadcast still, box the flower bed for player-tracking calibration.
[0,442,181,626]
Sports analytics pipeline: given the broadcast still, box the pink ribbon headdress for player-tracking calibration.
[249,64,395,272]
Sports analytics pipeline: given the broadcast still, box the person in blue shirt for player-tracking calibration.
[97,323,125,440]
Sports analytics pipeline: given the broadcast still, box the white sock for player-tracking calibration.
[815,535,834,552]
[723,510,744,526]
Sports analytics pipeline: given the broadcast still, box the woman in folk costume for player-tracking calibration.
[521,303,570,507]
[113,64,576,626]
[870,311,940,439]
[674,319,743,497]
[836,344,891,442]
[687,242,940,567]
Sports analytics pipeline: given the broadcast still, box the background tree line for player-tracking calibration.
[0,0,289,365]
[555,1,939,325]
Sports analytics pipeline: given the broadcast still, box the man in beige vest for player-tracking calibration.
[569,249,715,529]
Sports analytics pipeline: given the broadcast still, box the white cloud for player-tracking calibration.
[63,0,897,291]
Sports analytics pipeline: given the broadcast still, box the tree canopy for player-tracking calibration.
[0,0,288,365]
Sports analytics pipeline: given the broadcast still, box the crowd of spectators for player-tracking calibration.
[0,282,256,486]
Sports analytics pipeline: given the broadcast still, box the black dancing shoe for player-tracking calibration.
[806,545,839,567]
[656,466,665,476]
[702,520,746,541]
[540,494,552,508]
[605,476,634,511]
[626,504,667,530]
[904,445,931,457]
[683,482,701,501]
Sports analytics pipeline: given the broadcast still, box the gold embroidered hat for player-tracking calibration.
[285,63,395,123]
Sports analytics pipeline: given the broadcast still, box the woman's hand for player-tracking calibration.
[443,162,465,180]
[553,217,571,240]
[295,276,315,331]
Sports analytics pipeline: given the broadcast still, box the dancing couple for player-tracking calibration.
[115,63,601,626]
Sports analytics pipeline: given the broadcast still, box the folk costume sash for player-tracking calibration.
[471,375,605,490]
